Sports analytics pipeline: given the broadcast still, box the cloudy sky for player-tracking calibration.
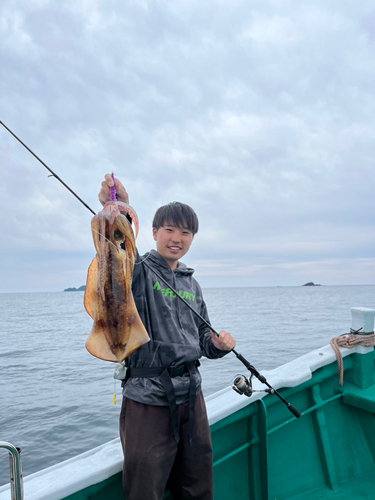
[1,0,375,293]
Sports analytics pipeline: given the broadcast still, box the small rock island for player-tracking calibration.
[302,282,321,286]
[64,285,86,292]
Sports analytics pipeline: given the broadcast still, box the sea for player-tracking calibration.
[0,285,374,486]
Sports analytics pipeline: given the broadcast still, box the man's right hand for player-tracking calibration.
[99,174,129,206]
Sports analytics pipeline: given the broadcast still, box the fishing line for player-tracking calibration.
[1,120,301,418]
[90,217,155,267]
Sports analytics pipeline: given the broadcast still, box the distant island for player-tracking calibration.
[302,282,321,286]
[64,286,86,292]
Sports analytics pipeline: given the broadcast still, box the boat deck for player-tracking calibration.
[290,472,375,500]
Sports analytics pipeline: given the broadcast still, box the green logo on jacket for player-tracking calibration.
[153,281,195,301]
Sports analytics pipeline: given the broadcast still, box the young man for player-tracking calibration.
[99,175,236,500]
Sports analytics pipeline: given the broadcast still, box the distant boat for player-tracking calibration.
[1,307,375,500]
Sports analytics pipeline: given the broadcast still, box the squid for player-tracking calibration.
[84,200,150,362]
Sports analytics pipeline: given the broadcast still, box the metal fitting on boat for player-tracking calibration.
[0,441,23,500]
[350,327,374,336]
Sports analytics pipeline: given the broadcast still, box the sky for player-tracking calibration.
[1,0,375,292]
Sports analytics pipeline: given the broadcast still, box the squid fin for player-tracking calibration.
[85,296,150,362]
[84,257,98,319]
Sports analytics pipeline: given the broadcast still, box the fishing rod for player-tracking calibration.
[140,261,301,418]
[1,120,301,419]
[0,121,96,216]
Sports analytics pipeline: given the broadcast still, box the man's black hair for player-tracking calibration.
[152,202,199,235]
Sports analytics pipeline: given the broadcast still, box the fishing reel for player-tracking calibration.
[232,374,253,397]
[232,374,275,397]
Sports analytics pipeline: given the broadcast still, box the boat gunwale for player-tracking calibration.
[0,343,372,500]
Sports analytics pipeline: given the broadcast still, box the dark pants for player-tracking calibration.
[119,391,213,500]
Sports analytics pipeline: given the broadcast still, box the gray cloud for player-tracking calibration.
[1,0,375,292]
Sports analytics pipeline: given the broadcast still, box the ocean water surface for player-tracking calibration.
[0,285,374,486]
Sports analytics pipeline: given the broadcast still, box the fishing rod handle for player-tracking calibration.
[288,404,301,418]
[270,385,301,419]
[233,351,267,383]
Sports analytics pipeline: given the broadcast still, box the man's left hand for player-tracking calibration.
[210,330,236,351]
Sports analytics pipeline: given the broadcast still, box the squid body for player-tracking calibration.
[84,201,150,362]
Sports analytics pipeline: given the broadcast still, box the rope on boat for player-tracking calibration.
[330,328,375,386]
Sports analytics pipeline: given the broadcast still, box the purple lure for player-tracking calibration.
[110,173,116,201]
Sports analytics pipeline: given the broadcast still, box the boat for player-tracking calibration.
[1,306,375,500]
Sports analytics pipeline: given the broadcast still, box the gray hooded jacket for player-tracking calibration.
[122,249,228,406]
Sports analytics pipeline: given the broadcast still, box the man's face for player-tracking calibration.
[152,222,194,270]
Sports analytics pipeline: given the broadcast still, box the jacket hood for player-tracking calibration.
[148,249,195,277]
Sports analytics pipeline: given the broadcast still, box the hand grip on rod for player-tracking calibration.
[287,405,301,418]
